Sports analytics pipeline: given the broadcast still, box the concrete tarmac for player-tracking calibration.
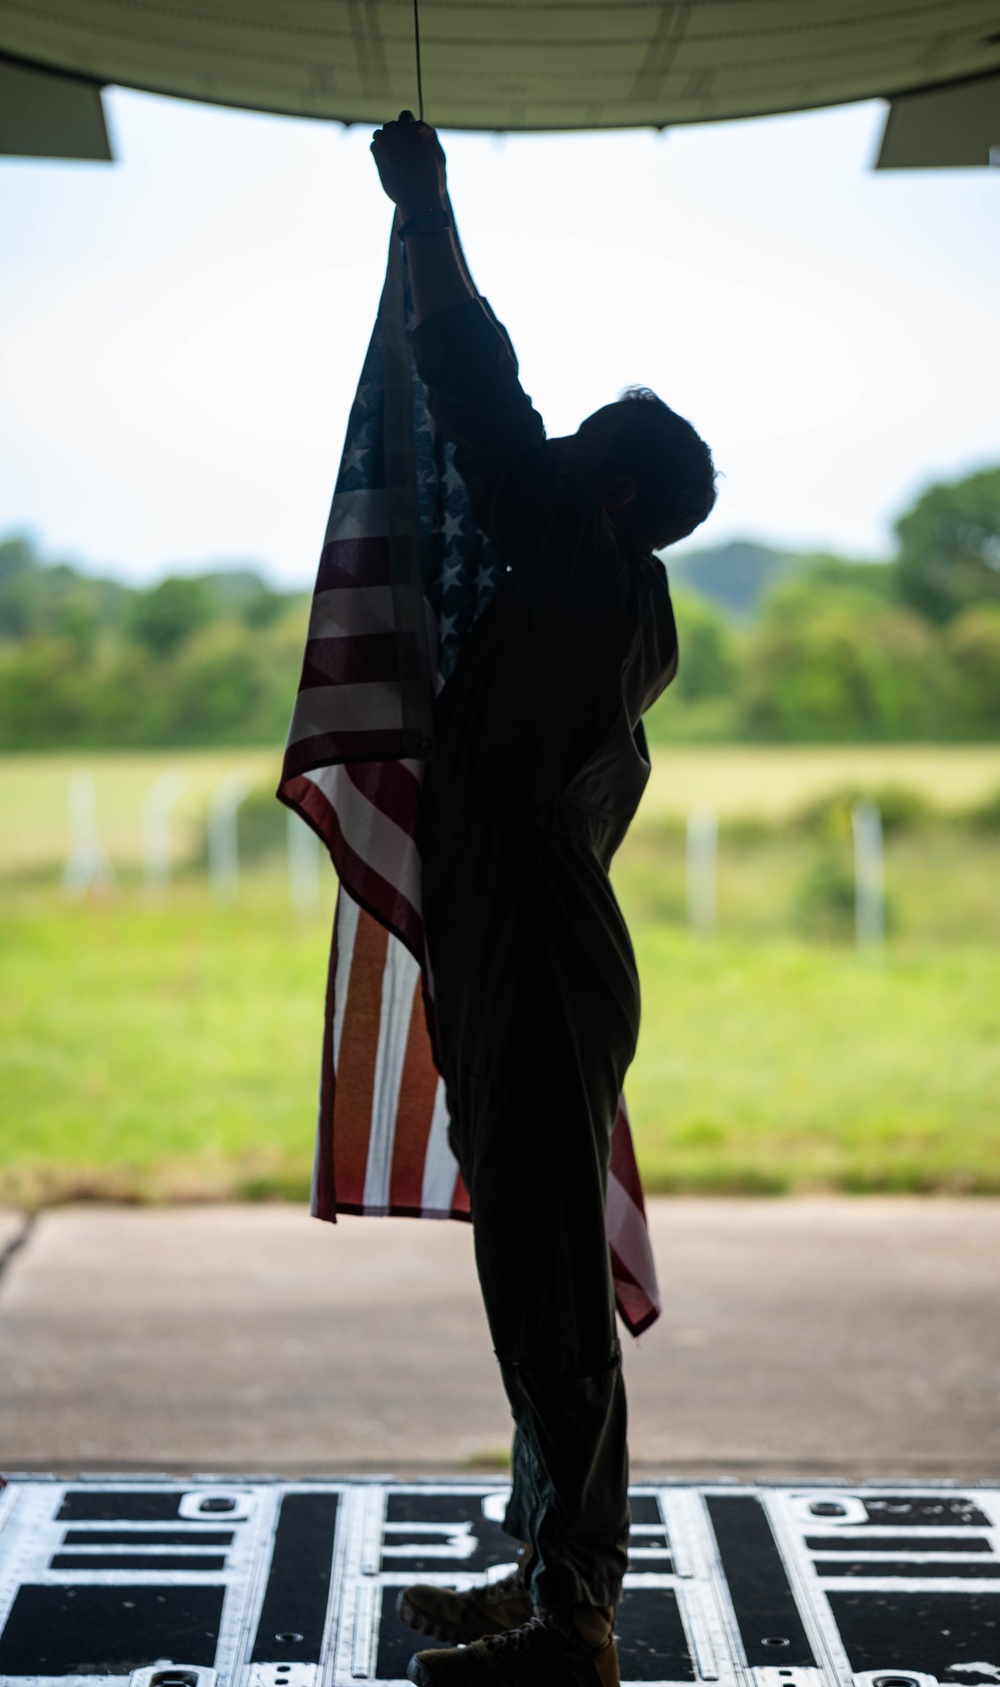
[1,1199,998,1480]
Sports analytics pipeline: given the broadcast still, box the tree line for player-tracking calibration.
[649,462,1000,742]
[0,548,308,748]
[1,462,997,749]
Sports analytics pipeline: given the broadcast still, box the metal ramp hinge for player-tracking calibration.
[753,1671,826,1687]
[853,1674,940,1687]
[249,1669,318,1687]
[129,1667,218,1687]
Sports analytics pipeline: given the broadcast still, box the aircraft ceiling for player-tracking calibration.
[1,0,998,162]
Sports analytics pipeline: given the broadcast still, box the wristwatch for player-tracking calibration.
[398,205,452,239]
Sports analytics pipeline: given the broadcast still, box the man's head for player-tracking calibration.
[550,389,717,552]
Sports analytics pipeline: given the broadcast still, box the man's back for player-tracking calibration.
[414,296,678,838]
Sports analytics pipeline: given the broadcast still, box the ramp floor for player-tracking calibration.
[0,1478,998,1686]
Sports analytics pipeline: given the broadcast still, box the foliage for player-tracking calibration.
[964,782,1000,831]
[127,575,215,656]
[794,783,930,840]
[0,534,129,645]
[668,588,740,702]
[894,464,1000,624]
[2,460,1000,750]
[0,541,309,750]
[944,604,1000,731]
[792,850,864,941]
[738,587,947,742]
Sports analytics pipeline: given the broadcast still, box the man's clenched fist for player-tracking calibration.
[371,110,448,215]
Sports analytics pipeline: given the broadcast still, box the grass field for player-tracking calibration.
[1,745,998,1205]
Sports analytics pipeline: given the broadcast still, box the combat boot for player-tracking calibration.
[406,1603,619,1687]
[397,1551,533,1644]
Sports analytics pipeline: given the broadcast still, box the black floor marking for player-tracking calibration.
[806,1533,994,1553]
[50,1551,230,1572]
[706,1494,818,1668]
[56,1488,194,1522]
[1,1480,998,1681]
[861,1495,993,1528]
[815,1558,1000,1579]
[0,1584,224,1673]
[616,1587,697,1682]
[250,1492,340,1663]
[829,1588,1000,1674]
[61,1527,236,1547]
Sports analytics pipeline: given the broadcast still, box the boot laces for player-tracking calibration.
[482,1614,562,1661]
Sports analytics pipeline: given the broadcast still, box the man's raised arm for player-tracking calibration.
[370,112,545,517]
[370,111,478,326]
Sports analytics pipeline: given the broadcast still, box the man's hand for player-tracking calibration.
[371,111,448,219]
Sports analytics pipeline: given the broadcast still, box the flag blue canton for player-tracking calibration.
[334,269,501,685]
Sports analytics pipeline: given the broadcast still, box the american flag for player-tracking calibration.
[278,224,661,1338]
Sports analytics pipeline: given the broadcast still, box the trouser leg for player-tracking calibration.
[501,1358,629,1610]
[425,830,640,1615]
[451,1055,631,1613]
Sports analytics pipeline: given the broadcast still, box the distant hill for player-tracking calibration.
[662,539,806,620]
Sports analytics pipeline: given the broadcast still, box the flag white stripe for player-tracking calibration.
[331,890,361,1074]
[323,488,389,543]
[605,1169,659,1306]
[308,585,396,641]
[311,763,423,915]
[421,1080,460,1213]
[287,682,403,746]
[363,936,421,1211]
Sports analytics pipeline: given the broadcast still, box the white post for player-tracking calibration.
[852,798,885,950]
[686,808,718,937]
[62,773,117,898]
[287,808,322,917]
[143,771,188,896]
[208,770,254,904]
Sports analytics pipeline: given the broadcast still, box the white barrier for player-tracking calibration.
[142,770,188,895]
[62,773,117,898]
[852,798,886,949]
[686,808,718,936]
[287,808,322,916]
[207,770,255,903]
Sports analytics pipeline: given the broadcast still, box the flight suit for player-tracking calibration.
[412,299,678,1613]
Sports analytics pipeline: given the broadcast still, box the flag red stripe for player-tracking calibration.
[387,984,442,1211]
[610,1101,647,1214]
[282,729,424,784]
[281,774,423,958]
[298,634,402,689]
[331,911,389,1207]
[317,536,392,591]
[344,759,422,837]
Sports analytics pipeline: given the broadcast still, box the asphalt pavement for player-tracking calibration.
[1,1199,998,1479]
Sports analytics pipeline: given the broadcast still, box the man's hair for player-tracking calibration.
[606,387,717,548]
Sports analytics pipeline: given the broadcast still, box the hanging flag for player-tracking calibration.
[278,225,661,1337]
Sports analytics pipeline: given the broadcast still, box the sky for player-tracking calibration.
[0,87,998,588]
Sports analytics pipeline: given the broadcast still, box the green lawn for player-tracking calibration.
[1,849,997,1204]
[0,875,333,1205]
[628,932,1000,1194]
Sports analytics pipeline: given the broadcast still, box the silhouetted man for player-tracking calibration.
[371,111,716,1687]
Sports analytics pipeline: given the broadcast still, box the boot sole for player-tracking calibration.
[395,1590,462,1644]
